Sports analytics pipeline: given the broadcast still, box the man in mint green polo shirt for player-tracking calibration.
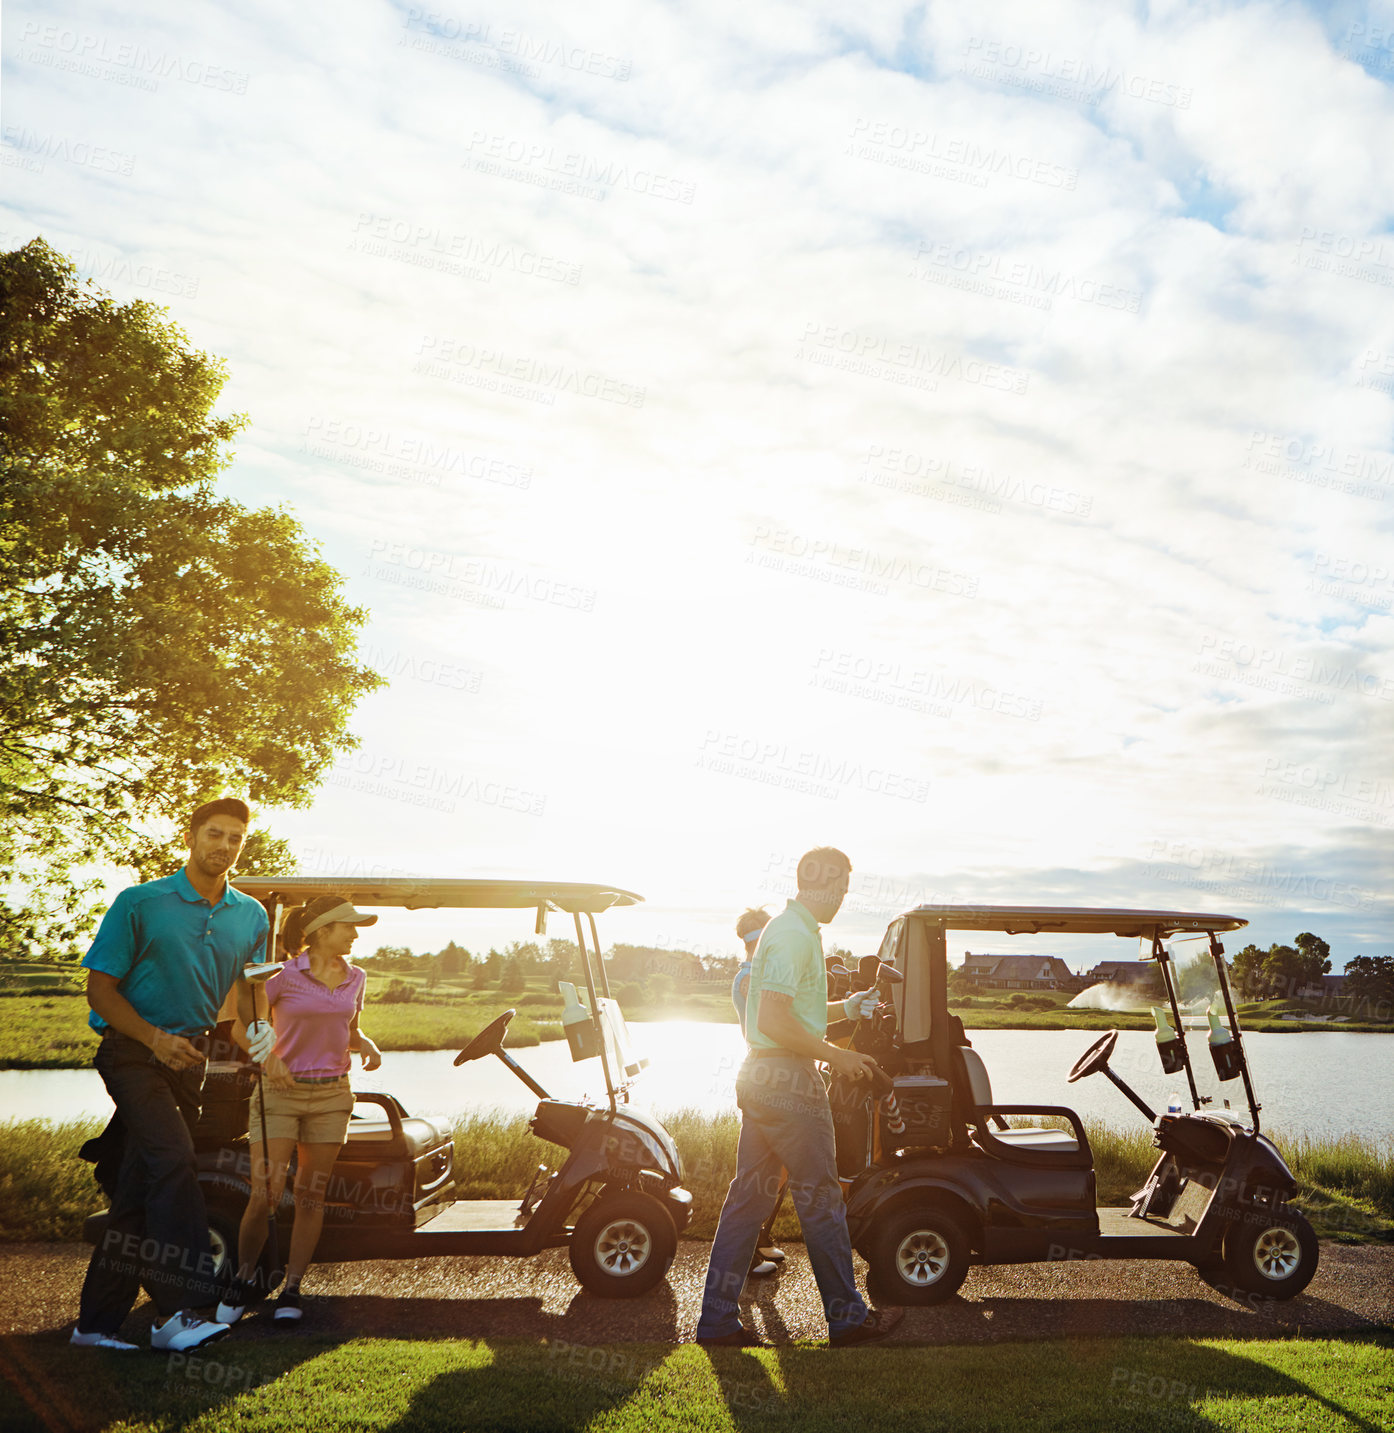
[72,797,269,1353]
[696,847,903,1348]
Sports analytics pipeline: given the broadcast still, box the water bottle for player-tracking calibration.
[559,982,598,1061]
[1207,1003,1243,1081]
[1152,1005,1186,1074]
[1167,1091,1183,1116]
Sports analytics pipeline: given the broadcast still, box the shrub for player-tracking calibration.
[377,979,415,1005]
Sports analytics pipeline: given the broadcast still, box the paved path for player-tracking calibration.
[2,1241,1390,1346]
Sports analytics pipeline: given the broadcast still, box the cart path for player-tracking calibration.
[2,1241,1390,1346]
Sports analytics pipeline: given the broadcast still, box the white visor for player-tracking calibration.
[302,901,379,937]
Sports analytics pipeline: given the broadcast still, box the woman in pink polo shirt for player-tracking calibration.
[219,893,381,1326]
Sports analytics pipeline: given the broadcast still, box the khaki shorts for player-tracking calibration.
[248,1076,353,1145]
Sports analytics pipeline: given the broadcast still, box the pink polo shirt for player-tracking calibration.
[265,953,366,1077]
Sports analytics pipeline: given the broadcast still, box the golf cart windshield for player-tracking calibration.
[883,904,1257,1127]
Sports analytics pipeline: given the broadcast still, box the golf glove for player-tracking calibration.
[246,1020,276,1062]
[843,988,878,1022]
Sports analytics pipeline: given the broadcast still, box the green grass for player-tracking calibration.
[0,1332,1390,1433]
[0,993,100,1067]
[363,999,555,1050]
[4,1111,1390,1249]
[0,1117,105,1240]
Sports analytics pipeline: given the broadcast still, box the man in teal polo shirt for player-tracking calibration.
[696,847,903,1348]
[71,798,269,1353]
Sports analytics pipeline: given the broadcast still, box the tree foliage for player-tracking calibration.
[0,239,381,954]
[1230,934,1332,998]
[1342,955,1394,1017]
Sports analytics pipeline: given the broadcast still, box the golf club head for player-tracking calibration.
[857,954,903,988]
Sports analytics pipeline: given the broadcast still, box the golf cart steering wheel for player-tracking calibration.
[454,1009,515,1066]
[1068,1029,1119,1083]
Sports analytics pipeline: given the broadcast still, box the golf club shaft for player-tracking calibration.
[252,980,280,1282]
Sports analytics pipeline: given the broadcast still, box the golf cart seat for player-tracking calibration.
[952,1046,1090,1165]
[342,1093,453,1159]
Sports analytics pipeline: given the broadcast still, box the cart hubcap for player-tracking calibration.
[594,1218,651,1277]
[207,1225,229,1277]
[1252,1226,1302,1281]
[895,1229,951,1287]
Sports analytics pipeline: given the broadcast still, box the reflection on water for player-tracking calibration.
[3,1022,1391,1144]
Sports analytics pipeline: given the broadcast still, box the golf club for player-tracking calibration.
[243,958,282,1295]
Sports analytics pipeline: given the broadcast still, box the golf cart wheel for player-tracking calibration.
[569,1191,677,1299]
[1220,1210,1318,1300]
[207,1207,276,1305]
[866,1206,970,1305]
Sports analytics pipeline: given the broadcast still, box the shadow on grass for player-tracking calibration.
[0,1287,679,1433]
[0,1328,324,1433]
[704,1330,1394,1433]
[2,1326,1390,1433]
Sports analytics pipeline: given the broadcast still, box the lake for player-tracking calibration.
[3,1022,1389,1144]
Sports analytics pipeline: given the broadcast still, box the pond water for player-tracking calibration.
[4,1022,1390,1145]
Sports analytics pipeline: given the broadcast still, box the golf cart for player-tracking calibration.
[82,878,691,1299]
[833,905,1318,1305]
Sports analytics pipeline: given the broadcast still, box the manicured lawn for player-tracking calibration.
[0,1332,1389,1432]
[3,971,1386,1072]
[0,994,100,1068]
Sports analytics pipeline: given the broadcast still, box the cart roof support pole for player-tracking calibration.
[574,910,616,1111]
[1209,932,1260,1132]
[588,913,612,1000]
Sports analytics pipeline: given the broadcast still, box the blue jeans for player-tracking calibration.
[77,1031,220,1333]
[697,1052,867,1339]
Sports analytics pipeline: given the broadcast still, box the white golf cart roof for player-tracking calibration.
[233,877,642,914]
[901,905,1247,940]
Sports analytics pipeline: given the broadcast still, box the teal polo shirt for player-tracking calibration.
[82,870,269,1036]
[744,898,828,1048]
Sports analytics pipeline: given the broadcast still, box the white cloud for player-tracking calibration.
[3,0,1389,966]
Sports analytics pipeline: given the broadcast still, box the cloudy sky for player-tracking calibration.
[5,0,1391,970]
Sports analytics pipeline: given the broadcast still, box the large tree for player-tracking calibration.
[1342,955,1394,1019]
[0,239,380,955]
[1229,934,1331,999]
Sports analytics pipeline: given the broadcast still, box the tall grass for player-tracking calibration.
[0,1117,104,1240]
[2,1112,1389,1247]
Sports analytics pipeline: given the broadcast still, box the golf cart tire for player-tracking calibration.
[569,1191,677,1298]
[1218,1208,1318,1301]
[866,1206,971,1305]
[207,1206,277,1305]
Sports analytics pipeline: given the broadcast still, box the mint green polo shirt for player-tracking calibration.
[82,869,269,1036]
[744,898,828,1048]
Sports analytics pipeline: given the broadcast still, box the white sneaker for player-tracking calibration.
[216,1279,256,1324]
[150,1312,230,1352]
[749,1259,778,1277]
[70,1328,138,1351]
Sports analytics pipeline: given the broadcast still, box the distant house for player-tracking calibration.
[1085,960,1159,989]
[960,952,1079,991]
[1292,972,1349,1003]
